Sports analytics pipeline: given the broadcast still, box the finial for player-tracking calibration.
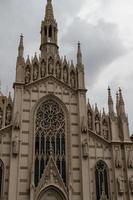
[77,41,82,65]
[119,87,124,105]
[108,86,113,104]
[18,33,24,57]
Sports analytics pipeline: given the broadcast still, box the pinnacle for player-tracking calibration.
[45,0,54,21]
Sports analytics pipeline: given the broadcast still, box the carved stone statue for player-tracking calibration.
[12,136,19,156]
[5,105,12,125]
[63,67,68,83]
[129,176,133,193]
[115,150,122,168]
[81,116,87,134]
[13,111,20,130]
[128,150,133,168]
[33,65,38,80]
[102,121,108,139]
[48,58,53,75]
[25,67,31,83]
[88,111,93,130]
[117,175,124,193]
[41,61,46,77]
[82,139,88,158]
[56,63,61,79]
[70,72,75,88]
[0,108,3,128]
[95,116,100,134]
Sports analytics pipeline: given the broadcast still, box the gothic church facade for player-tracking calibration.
[0,1,133,200]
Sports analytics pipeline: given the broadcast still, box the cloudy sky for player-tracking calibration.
[0,0,133,132]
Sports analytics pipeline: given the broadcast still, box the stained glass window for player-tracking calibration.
[34,100,66,187]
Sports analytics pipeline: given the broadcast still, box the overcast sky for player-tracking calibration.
[0,0,133,133]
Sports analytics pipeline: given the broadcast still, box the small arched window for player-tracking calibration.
[34,100,66,187]
[95,160,109,200]
[0,160,4,198]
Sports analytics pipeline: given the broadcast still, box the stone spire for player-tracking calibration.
[108,87,114,115]
[116,91,119,116]
[40,0,58,56]
[18,34,24,58]
[45,0,54,21]
[77,42,82,66]
[119,88,125,115]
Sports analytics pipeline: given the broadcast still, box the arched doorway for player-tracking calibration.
[38,187,66,200]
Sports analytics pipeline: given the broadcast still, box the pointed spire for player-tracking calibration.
[45,0,54,21]
[118,88,126,116]
[108,87,114,115]
[7,92,12,104]
[95,103,99,114]
[119,88,124,105]
[18,34,24,57]
[26,55,31,65]
[77,41,82,65]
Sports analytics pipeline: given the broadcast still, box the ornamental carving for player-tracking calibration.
[117,175,124,194]
[33,63,39,81]
[115,148,122,168]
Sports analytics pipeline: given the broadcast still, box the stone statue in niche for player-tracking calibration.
[13,111,20,130]
[82,139,88,158]
[33,64,38,81]
[63,67,68,83]
[102,120,108,140]
[56,63,61,79]
[81,116,87,134]
[128,150,133,168]
[48,58,54,75]
[25,67,31,83]
[129,176,133,193]
[70,72,75,88]
[88,110,93,130]
[115,150,122,168]
[0,108,3,128]
[41,61,46,77]
[5,105,12,126]
[117,175,124,193]
[95,115,100,134]
[12,136,19,156]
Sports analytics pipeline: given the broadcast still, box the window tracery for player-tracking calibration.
[95,160,109,200]
[35,100,66,187]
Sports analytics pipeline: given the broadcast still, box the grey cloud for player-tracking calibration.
[61,17,127,86]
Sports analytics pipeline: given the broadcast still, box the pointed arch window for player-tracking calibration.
[0,160,4,198]
[34,100,66,187]
[95,160,109,200]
